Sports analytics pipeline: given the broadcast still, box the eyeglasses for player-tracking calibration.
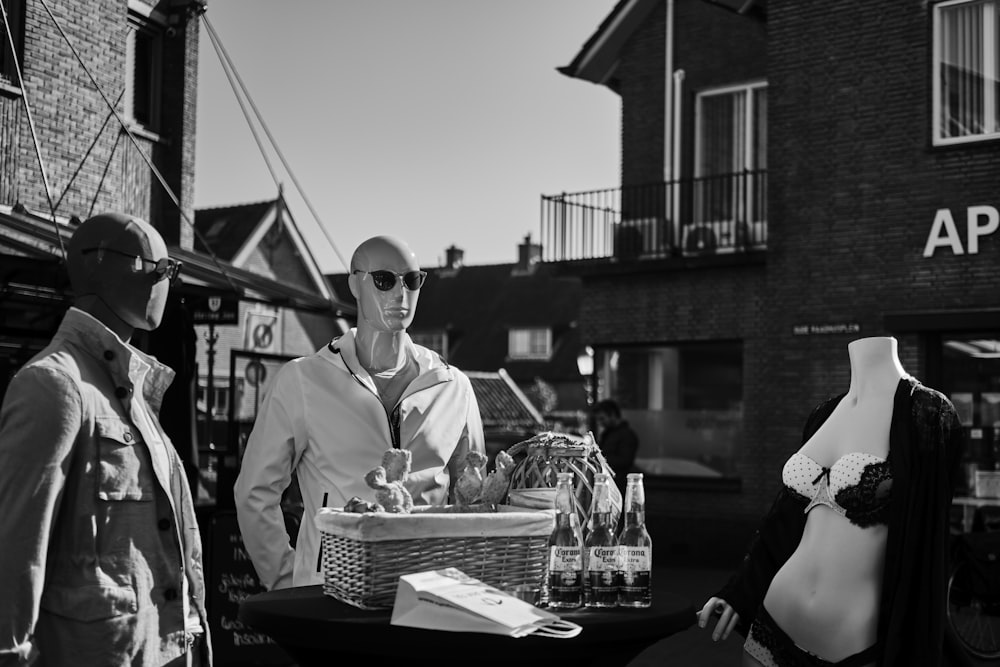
[82,247,183,285]
[352,269,427,292]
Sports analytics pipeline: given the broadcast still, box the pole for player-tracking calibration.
[204,323,218,452]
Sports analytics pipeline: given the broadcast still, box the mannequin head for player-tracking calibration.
[67,213,178,338]
[348,235,425,334]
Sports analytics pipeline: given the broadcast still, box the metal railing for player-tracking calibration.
[540,170,767,262]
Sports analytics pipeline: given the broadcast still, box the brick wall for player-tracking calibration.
[1,0,197,247]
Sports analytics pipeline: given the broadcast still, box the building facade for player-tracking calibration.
[550,0,999,566]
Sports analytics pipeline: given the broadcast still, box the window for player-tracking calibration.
[596,342,743,478]
[934,0,1000,144]
[410,331,448,358]
[125,15,162,130]
[693,82,768,251]
[508,328,552,360]
[0,0,26,87]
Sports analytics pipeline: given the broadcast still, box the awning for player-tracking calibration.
[0,206,355,316]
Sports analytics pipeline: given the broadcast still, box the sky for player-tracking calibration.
[193,1,622,274]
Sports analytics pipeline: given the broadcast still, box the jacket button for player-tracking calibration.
[115,386,128,399]
[158,518,171,531]
[164,588,178,601]
[123,431,132,442]
[103,350,114,360]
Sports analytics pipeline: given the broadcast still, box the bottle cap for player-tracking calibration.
[627,472,644,480]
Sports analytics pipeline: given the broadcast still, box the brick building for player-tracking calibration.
[548,0,999,566]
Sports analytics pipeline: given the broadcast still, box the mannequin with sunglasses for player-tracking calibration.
[236,235,486,590]
[0,213,210,666]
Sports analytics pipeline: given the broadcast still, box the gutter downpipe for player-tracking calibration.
[672,69,685,248]
[664,0,675,246]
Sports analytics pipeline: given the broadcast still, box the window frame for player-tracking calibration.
[932,0,1000,146]
[507,327,553,361]
[0,0,26,91]
[125,12,163,132]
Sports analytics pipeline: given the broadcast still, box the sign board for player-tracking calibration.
[207,510,291,666]
[791,323,861,336]
[190,295,240,326]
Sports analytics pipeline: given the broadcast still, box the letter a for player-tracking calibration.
[923,209,964,257]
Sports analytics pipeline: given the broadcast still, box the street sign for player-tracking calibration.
[245,360,267,387]
[189,294,239,325]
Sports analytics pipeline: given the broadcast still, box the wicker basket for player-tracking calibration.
[507,431,622,529]
[315,505,554,610]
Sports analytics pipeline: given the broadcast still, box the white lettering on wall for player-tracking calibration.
[923,205,999,257]
[967,205,999,254]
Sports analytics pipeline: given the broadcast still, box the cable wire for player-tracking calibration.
[36,0,241,296]
[201,13,349,271]
[1,0,64,259]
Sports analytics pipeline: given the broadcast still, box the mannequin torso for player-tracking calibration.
[762,337,907,664]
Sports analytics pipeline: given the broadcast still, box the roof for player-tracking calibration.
[326,261,583,382]
[558,0,766,87]
[193,199,275,261]
[194,196,335,303]
[465,369,545,433]
[0,205,354,315]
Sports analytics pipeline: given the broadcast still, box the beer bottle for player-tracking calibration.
[547,472,583,609]
[585,472,619,608]
[617,472,652,608]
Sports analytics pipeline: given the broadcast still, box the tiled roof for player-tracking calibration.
[193,199,275,261]
[466,369,544,432]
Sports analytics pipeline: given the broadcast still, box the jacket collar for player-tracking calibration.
[324,328,453,392]
[55,308,175,411]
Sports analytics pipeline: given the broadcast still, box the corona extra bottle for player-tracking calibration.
[585,472,619,607]
[617,472,652,607]
[547,472,583,609]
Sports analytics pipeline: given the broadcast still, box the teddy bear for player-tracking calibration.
[453,450,489,507]
[363,449,413,513]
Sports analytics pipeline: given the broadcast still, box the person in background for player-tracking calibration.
[235,235,485,590]
[594,398,640,486]
[0,213,209,666]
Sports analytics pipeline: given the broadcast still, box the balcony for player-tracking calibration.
[540,170,767,263]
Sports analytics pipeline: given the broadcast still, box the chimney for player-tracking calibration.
[514,233,542,275]
[445,245,464,270]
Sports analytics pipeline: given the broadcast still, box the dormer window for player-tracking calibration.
[508,327,552,360]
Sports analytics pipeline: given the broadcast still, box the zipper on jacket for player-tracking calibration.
[329,342,401,448]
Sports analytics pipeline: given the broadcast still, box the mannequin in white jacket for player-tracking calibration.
[234,236,486,589]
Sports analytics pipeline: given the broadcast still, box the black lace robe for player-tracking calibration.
[715,377,970,666]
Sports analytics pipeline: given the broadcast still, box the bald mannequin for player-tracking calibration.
[236,234,485,589]
[348,235,422,371]
[67,212,173,340]
[0,213,208,665]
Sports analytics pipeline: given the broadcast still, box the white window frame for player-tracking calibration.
[692,81,768,248]
[933,0,1000,145]
[507,327,552,361]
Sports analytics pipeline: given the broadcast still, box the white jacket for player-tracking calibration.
[234,330,485,589]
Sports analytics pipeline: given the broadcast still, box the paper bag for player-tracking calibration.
[391,568,582,639]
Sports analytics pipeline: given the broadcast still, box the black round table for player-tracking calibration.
[238,571,695,667]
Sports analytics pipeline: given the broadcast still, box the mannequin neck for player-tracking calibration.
[74,295,134,343]
[846,336,907,401]
[354,326,408,374]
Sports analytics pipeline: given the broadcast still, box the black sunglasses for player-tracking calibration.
[82,247,183,285]
[352,269,427,292]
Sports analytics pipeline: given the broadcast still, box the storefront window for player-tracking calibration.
[595,342,743,478]
[941,333,1000,481]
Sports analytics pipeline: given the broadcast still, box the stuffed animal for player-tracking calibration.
[454,450,488,507]
[364,466,413,513]
[382,449,412,485]
[476,450,515,506]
